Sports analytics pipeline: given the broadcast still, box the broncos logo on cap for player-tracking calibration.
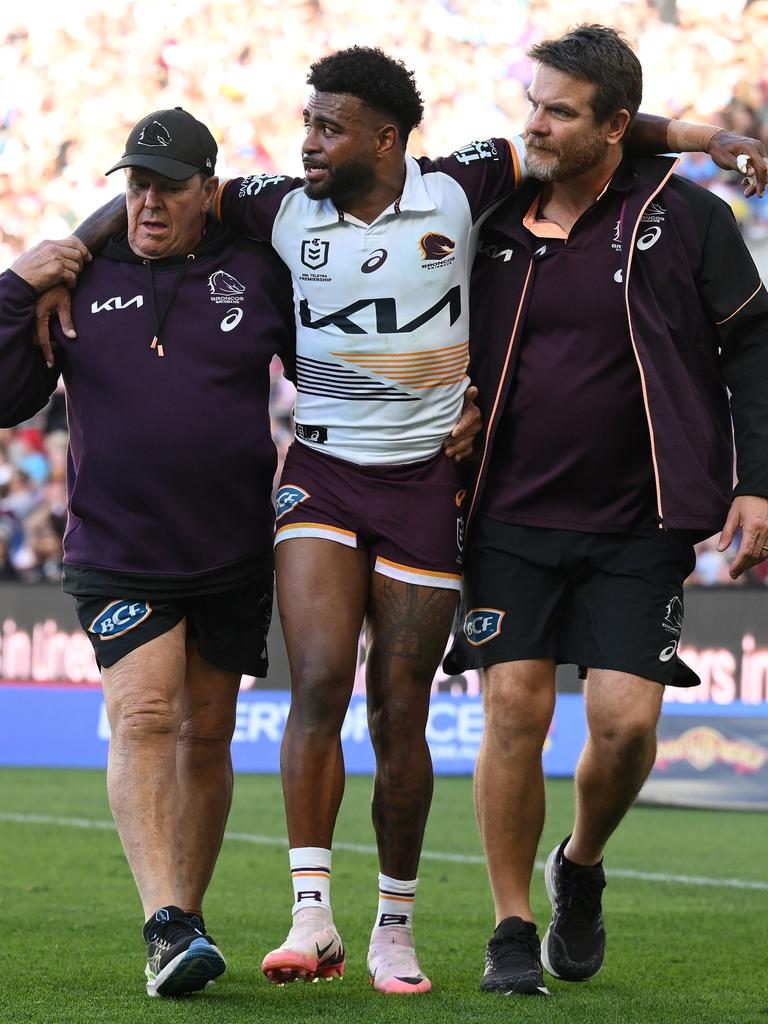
[419,232,456,261]
[208,270,246,295]
[138,121,172,148]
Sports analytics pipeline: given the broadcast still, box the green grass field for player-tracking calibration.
[1,768,766,1024]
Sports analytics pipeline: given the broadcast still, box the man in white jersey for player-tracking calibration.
[214,47,527,994]
[34,44,768,998]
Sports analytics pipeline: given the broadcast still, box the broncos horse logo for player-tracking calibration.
[419,232,456,261]
[138,121,172,147]
[663,595,684,635]
[208,270,246,295]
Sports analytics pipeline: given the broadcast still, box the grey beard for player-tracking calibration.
[523,132,607,183]
[524,150,559,181]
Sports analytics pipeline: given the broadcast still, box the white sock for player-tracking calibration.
[372,872,418,936]
[289,847,332,916]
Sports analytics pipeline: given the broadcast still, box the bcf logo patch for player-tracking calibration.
[88,600,152,641]
[464,608,505,646]
[301,238,330,269]
[275,484,310,520]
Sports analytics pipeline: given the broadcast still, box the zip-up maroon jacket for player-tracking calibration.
[0,218,293,580]
[466,155,768,535]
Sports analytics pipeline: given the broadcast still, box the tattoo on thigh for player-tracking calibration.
[370,578,456,664]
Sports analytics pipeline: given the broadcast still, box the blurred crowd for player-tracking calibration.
[1,0,767,585]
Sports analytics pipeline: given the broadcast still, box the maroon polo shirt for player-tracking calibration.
[483,188,657,532]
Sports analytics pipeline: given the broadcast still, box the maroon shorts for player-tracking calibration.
[274,441,466,591]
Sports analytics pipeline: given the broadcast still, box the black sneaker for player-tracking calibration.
[541,837,606,981]
[480,916,550,996]
[143,906,226,997]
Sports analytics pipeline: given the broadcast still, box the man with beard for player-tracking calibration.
[35,45,768,997]
[445,25,768,997]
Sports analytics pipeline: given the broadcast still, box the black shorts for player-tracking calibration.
[73,575,273,676]
[444,518,699,686]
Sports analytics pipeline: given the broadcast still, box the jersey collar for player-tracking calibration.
[396,155,438,214]
[302,155,436,229]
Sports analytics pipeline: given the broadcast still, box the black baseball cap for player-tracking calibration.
[106,107,217,180]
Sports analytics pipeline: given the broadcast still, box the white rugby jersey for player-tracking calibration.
[216,137,525,464]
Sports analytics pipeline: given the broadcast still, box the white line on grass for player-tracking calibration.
[2,811,767,892]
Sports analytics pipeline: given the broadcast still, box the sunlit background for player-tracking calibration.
[1,0,767,586]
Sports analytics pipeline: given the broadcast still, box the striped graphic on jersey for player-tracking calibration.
[331,341,468,389]
[296,355,418,402]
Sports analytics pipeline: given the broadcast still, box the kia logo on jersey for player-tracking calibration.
[301,238,330,269]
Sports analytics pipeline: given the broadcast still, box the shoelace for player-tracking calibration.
[487,930,541,969]
[556,866,606,926]
[185,913,214,944]
[147,916,203,948]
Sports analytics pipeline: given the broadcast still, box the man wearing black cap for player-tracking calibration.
[0,108,294,997]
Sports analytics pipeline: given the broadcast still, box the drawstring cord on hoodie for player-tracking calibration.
[144,253,196,357]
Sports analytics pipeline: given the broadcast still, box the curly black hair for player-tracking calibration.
[307,46,424,146]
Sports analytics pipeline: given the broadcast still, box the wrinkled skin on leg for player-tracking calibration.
[474,659,556,926]
[102,622,240,919]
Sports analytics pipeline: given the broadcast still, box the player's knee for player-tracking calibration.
[483,677,554,747]
[178,706,235,751]
[589,709,658,760]
[367,696,425,753]
[287,671,351,734]
[108,691,180,741]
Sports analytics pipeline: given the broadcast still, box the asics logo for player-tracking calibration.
[637,226,662,251]
[221,308,243,332]
[361,248,387,273]
[659,640,678,663]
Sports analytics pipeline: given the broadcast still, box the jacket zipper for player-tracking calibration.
[467,257,534,528]
[622,159,679,530]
